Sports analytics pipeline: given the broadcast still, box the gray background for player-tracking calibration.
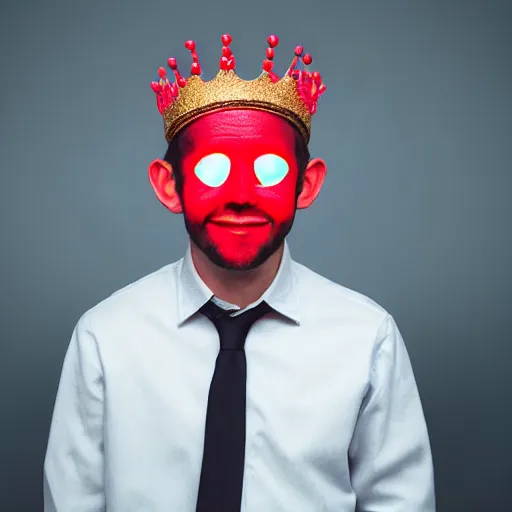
[1,0,511,510]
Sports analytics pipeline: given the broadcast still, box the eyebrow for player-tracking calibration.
[178,130,196,154]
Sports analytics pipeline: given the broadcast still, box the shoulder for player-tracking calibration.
[292,259,390,333]
[78,259,181,336]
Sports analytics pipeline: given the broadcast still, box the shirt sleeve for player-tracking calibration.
[348,314,436,511]
[43,315,106,511]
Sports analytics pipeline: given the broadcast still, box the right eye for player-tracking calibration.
[194,153,231,187]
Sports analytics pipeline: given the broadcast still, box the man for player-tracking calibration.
[44,34,435,511]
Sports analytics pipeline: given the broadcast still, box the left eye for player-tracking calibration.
[194,153,231,187]
[254,154,289,187]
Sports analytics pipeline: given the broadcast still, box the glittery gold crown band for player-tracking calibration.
[151,34,326,144]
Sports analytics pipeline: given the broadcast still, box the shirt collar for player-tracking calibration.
[176,240,300,326]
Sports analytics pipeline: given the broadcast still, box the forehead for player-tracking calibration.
[179,109,297,151]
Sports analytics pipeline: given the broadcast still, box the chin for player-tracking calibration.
[207,245,273,271]
[191,234,279,271]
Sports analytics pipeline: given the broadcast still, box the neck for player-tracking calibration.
[190,241,284,309]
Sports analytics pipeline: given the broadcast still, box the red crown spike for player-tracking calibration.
[151,81,164,114]
[167,57,187,87]
[285,45,326,112]
[220,34,235,70]
[152,67,176,114]
[185,40,202,76]
[286,45,304,75]
[262,34,280,82]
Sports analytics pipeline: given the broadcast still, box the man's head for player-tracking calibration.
[148,109,326,270]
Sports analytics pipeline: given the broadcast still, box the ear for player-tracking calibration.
[296,158,327,209]
[148,159,182,214]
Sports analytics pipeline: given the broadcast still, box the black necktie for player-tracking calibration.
[195,299,272,512]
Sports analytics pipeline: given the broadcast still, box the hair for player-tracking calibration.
[163,117,310,199]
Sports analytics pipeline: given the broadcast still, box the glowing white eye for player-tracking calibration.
[254,154,289,187]
[194,153,231,187]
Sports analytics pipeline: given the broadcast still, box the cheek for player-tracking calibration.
[180,174,224,219]
[256,168,298,220]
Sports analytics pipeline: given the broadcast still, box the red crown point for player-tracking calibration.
[158,67,167,78]
[266,47,275,59]
[302,53,312,65]
[222,46,232,57]
[177,77,187,87]
[191,62,201,75]
[312,71,321,81]
[167,57,177,69]
[184,40,196,51]
[150,81,160,91]
[221,34,232,46]
[267,34,279,48]
[294,45,303,56]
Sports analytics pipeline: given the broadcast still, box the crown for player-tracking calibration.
[151,34,326,144]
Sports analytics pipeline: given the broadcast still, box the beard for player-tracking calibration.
[182,209,296,271]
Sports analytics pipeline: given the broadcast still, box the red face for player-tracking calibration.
[177,109,302,270]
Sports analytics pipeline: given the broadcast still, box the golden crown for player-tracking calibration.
[151,34,326,144]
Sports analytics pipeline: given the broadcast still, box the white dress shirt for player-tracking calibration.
[44,241,435,511]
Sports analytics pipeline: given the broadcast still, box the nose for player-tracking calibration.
[225,159,258,205]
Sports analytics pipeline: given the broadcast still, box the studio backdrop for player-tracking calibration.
[1,0,510,510]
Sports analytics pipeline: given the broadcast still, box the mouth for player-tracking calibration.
[209,215,270,227]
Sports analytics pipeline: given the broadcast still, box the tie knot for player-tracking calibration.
[200,300,272,350]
